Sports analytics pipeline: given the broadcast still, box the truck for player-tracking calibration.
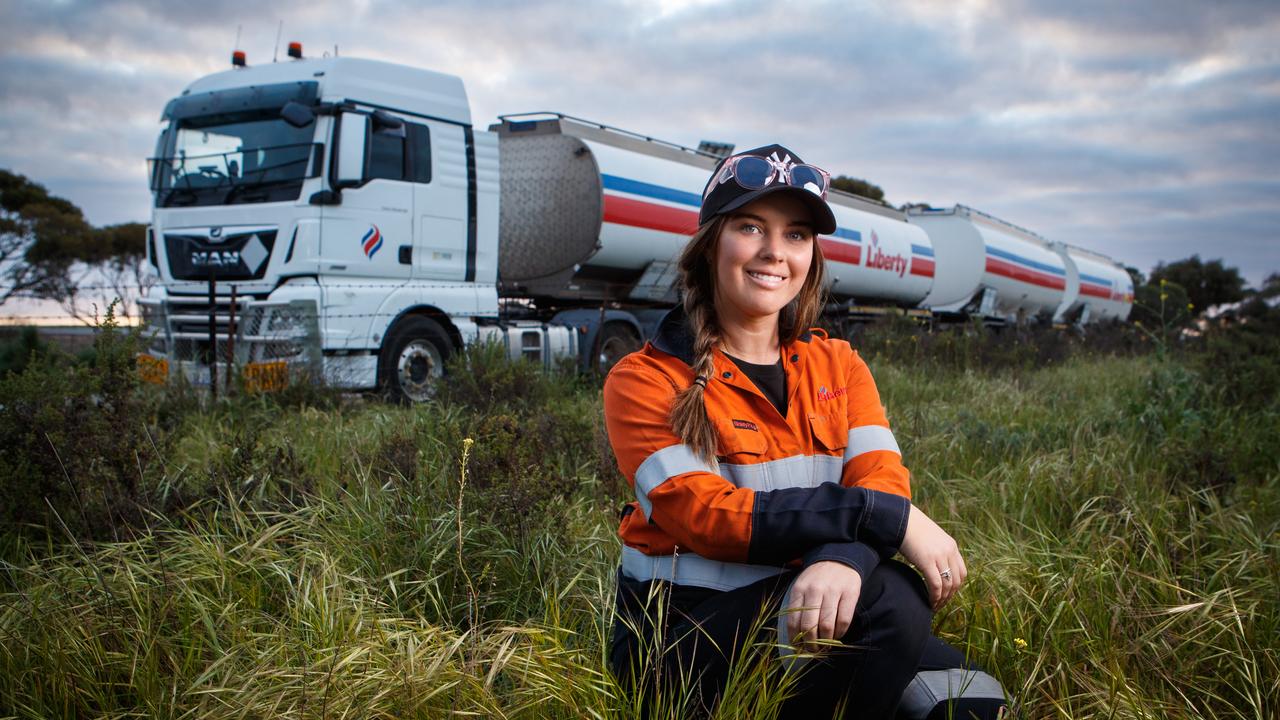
[138,52,1131,401]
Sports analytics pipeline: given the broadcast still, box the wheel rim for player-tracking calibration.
[597,335,636,374]
[397,339,442,402]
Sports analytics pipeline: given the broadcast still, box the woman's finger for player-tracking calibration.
[798,602,821,647]
[923,566,943,608]
[835,587,857,641]
[816,589,839,642]
[786,588,804,643]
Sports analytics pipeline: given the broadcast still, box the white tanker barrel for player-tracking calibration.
[822,193,933,305]
[495,115,934,307]
[1064,249,1134,322]
[495,131,603,282]
[911,205,1066,320]
[492,116,714,301]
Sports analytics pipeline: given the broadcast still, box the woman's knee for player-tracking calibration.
[847,560,932,651]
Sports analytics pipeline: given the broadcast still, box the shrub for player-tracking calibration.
[0,326,53,376]
[843,314,1146,374]
[436,339,580,414]
[0,304,152,540]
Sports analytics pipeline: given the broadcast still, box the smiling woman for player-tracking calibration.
[602,144,973,718]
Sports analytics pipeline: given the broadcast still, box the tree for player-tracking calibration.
[0,169,92,306]
[1149,255,1245,314]
[1125,265,1146,288]
[58,222,151,324]
[830,175,886,204]
[0,169,151,323]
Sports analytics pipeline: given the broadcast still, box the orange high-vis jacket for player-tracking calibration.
[603,308,913,591]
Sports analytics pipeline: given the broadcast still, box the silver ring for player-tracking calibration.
[940,569,952,581]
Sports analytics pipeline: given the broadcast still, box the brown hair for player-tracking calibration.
[668,210,828,460]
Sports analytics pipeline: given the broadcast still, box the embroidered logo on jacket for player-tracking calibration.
[732,419,759,432]
[817,385,848,401]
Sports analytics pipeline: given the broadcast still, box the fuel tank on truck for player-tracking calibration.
[909,205,1066,321]
[1052,244,1135,323]
[820,194,934,306]
[492,113,934,307]
[491,114,715,304]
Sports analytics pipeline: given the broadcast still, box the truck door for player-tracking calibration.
[410,121,468,281]
[320,111,414,350]
[321,112,414,280]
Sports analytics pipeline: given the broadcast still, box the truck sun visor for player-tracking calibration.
[162,81,320,122]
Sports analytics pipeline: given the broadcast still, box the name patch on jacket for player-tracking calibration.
[732,419,759,432]
[817,385,848,401]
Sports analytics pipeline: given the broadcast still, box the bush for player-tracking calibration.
[843,313,1146,374]
[0,326,53,376]
[0,304,152,540]
[436,339,581,414]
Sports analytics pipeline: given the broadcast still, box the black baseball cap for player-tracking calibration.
[698,144,837,235]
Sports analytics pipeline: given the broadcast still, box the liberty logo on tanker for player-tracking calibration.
[864,230,908,278]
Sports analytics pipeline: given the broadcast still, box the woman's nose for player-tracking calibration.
[759,231,786,260]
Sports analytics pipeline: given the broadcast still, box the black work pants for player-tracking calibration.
[610,559,933,719]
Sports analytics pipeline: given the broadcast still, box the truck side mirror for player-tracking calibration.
[280,101,316,128]
[335,113,369,188]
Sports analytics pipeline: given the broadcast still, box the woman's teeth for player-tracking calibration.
[748,271,785,284]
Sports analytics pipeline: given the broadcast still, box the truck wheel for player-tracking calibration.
[380,316,453,403]
[593,323,641,375]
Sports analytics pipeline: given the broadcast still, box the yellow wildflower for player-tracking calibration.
[1014,637,1028,650]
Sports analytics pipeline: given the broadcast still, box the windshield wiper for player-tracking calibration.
[223,176,303,204]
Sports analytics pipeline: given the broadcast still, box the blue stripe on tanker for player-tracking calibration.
[986,246,1065,276]
[602,174,701,208]
[601,174,864,245]
[1079,272,1113,286]
[911,243,934,257]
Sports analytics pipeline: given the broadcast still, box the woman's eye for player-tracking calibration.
[787,231,811,242]
[738,223,762,234]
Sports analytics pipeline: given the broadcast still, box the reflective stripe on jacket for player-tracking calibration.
[603,307,913,591]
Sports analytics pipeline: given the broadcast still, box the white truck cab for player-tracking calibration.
[140,57,571,400]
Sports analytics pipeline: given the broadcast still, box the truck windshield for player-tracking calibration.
[150,110,320,207]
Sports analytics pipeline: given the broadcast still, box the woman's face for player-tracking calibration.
[712,192,816,330]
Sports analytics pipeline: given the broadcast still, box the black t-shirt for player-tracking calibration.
[725,353,787,417]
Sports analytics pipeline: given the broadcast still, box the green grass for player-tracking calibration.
[2,352,1277,718]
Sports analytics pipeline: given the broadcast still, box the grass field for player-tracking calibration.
[1,340,1277,718]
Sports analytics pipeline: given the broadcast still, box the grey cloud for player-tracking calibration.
[0,0,1275,284]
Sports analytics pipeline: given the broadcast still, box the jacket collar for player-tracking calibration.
[651,305,812,370]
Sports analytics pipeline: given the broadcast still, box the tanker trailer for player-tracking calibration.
[492,113,934,315]
[907,205,1067,322]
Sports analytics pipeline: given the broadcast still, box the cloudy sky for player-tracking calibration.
[2,0,1277,301]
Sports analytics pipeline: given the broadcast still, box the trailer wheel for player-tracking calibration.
[380,316,453,403]
[593,323,641,375]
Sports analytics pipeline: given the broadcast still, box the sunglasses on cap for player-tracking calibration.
[702,151,831,202]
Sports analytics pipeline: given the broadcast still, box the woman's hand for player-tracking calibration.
[786,560,862,650]
[898,504,966,609]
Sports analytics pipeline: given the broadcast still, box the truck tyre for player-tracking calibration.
[380,316,453,403]
[593,323,641,375]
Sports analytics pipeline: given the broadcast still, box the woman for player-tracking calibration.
[603,145,967,718]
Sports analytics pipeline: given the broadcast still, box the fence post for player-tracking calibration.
[227,284,237,395]
[208,271,217,402]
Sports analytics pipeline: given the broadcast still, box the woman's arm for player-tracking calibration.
[605,361,911,564]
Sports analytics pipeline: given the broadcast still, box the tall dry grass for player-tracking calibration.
[1,341,1276,718]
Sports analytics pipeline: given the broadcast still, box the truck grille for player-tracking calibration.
[165,227,277,281]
